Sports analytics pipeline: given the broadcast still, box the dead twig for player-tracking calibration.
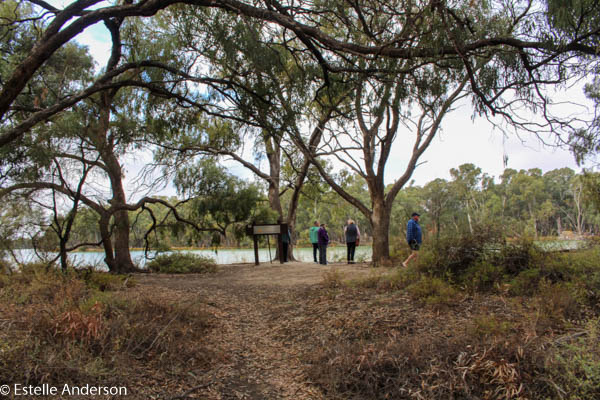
[164,377,217,400]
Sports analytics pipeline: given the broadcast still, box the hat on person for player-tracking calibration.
[411,212,420,217]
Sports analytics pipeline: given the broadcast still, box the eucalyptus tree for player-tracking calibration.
[545,0,600,161]
[290,1,487,263]
[287,0,599,263]
[0,8,242,271]
[543,167,577,234]
[449,163,494,234]
[141,7,346,259]
[422,178,455,238]
[2,0,600,152]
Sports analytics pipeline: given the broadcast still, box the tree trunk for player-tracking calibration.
[466,204,474,234]
[112,209,135,272]
[370,199,391,265]
[99,214,117,271]
[59,242,68,272]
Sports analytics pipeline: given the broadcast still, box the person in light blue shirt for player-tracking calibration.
[309,220,320,263]
[403,212,422,267]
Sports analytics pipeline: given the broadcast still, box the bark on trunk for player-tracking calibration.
[95,85,136,273]
[112,209,135,272]
[99,214,117,271]
[59,243,68,272]
[101,148,136,273]
[370,200,391,265]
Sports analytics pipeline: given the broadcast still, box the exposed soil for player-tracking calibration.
[131,261,376,399]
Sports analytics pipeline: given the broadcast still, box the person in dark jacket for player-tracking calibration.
[317,223,329,265]
[281,227,291,262]
[403,212,422,267]
[344,219,360,264]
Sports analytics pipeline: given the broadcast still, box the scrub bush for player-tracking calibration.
[146,253,217,274]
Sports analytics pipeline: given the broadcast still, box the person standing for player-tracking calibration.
[281,227,291,262]
[344,219,360,264]
[403,212,422,267]
[317,223,329,265]
[309,220,320,263]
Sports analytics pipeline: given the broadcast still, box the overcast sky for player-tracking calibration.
[52,1,590,192]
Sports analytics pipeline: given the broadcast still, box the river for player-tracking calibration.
[8,246,373,270]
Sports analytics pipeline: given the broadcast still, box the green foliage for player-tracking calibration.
[146,253,217,274]
[406,276,459,308]
[462,261,506,292]
[545,318,600,399]
[417,224,506,279]
[0,262,132,304]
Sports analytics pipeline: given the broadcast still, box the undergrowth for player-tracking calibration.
[146,253,218,274]
[316,229,600,399]
[0,263,215,389]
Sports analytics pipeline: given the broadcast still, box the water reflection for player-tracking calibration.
[9,246,373,269]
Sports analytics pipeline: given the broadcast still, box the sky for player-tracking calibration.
[48,1,591,193]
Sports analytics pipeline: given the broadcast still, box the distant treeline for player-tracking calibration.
[15,164,598,253]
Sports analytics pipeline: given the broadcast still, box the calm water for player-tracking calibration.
[9,246,373,269]
[7,240,584,270]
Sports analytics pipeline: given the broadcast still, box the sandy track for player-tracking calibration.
[133,261,376,399]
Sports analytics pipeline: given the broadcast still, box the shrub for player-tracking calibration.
[535,280,581,329]
[417,225,505,280]
[406,276,459,308]
[462,261,505,293]
[492,238,540,276]
[146,253,217,274]
[74,268,135,291]
[509,268,542,296]
[321,268,344,288]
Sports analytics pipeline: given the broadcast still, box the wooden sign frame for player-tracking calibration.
[245,223,288,265]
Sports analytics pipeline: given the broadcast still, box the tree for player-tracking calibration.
[143,8,345,259]
[450,164,492,234]
[422,178,454,238]
[293,59,472,263]
[2,0,600,151]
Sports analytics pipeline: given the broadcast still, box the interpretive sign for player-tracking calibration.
[246,223,288,265]
[253,225,281,235]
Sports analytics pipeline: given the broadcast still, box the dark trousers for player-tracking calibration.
[312,243,319,262]
[282,243,289,262]
[347,242,356,262]
[319,244,327,265]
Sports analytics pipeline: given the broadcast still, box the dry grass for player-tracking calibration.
[0,265,217,398]
[1,258,598,399]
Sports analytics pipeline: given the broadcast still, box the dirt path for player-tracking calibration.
[134,261,375,399]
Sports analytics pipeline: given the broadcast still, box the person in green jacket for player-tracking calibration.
[309,220,320,263]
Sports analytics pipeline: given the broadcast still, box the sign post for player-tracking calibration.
[246,223,288,265]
